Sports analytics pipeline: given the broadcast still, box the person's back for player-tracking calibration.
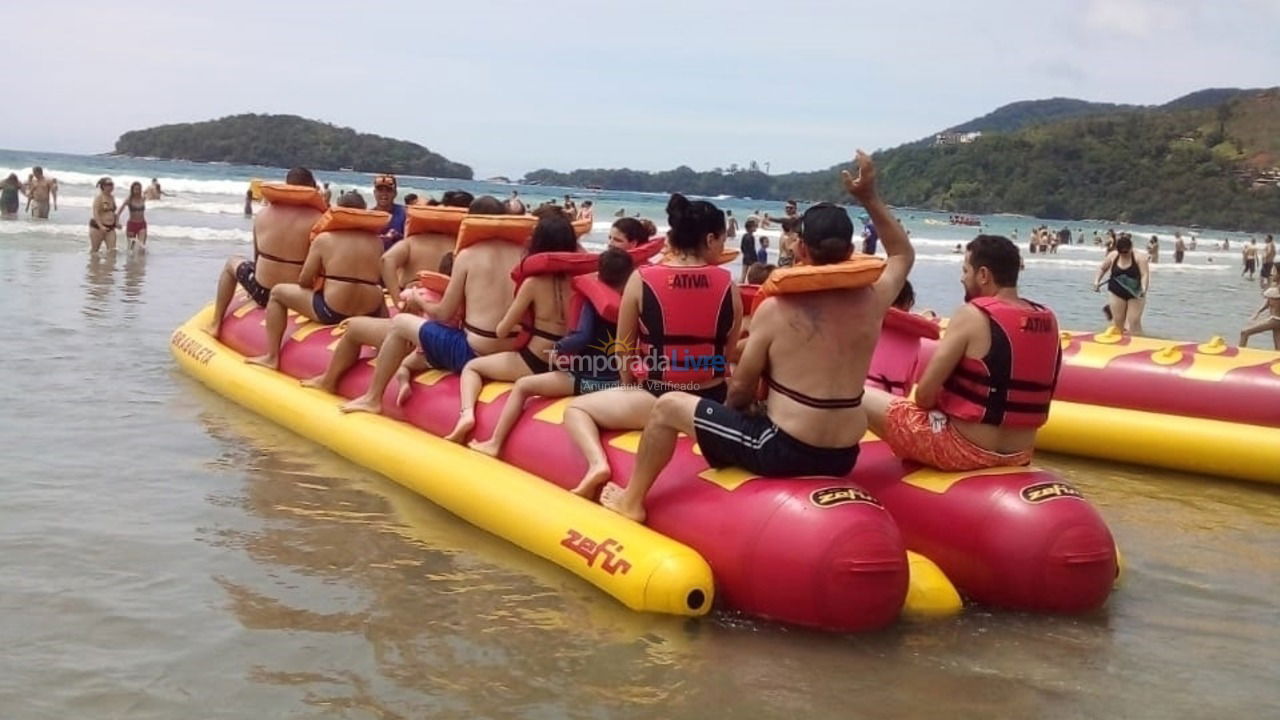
[758,286,881,448]
[311,225,385,318]
[254,203,323,287]
[455,241,527,354]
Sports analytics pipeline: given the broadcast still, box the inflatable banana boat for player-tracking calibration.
[915,326,1280,483]
[172,299,1116,631]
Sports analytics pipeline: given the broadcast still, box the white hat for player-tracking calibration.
[1264,287,1280,299]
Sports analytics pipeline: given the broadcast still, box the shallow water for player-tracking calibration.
[2,156,1279,718]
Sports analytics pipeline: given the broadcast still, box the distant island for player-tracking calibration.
[523,87,1280,231]
[115,114,473,180]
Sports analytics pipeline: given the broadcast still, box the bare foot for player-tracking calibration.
[300,375,334,393]
[468,437,500,458]
[394,367,414,407]
[444,409,475,444]
[600,483,646,523]
[570,464,612,499]
[340,395,383,415]
[245,354,277,370]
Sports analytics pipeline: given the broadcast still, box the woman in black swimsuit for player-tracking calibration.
[88,177,118,253]
[443,214,580,443]
[1094,233,1150,335]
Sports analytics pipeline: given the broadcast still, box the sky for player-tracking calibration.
[8,0,1280,178]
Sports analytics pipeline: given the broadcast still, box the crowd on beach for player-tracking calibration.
[199,154,1080,523]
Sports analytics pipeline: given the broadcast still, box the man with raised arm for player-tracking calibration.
[863,234,1062,471]
[602,151,914,523]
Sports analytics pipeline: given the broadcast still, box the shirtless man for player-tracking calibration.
[245,191,388,369]
[381,215,457,307]
[863,235,1061,472]
[1240,286,1280,349]
[207,168,323,336]
[26,167,57,219]
[602,152,913,523]
[340,196,526,415]
[1242,240,1258,280]
[143,178,170,201]
[507,191,526,215]
[579,200,595,224]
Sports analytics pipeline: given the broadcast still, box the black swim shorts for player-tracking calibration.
[643,379,728,403]
[692,398,860,478]
[235,260,271,307]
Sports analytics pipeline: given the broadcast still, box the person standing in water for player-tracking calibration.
[26,166,57,218]
[1174,233,1186,264]
[1242,239,1258,280]
[0,173,23,219]
[117,181,149,251]
[88,178,118,253]
[1094,234,1150,335]
[1147,236,1160,263]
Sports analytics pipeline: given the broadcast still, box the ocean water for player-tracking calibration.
[1,149,1278,718]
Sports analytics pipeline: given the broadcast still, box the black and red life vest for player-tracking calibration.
[936,296,1061,428]
[637,264,735,384]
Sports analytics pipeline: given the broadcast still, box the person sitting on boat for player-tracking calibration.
[601,152,912,523]
[382,207,465,309]
[1239,286,1280,350]
[563,193,743,501]
[338,197,530,414]
[245,192,388,369]
[372,174,407,251]
[207,168,322,336]
[444,214,582,442]
[470,248,637,458]
[863,234,1061,472]
[607,217,649,250]
[1094,233,1149,335]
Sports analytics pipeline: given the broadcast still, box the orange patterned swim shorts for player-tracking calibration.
[881,399,1033,472]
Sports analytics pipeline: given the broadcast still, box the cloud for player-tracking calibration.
[1082,0,1190,38]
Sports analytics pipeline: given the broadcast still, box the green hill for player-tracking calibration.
[115,114,472,179]
[523,87,1280,231]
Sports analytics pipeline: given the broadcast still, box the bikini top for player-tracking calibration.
[765,375,864,410]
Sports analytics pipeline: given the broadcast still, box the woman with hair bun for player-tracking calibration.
[562,193,743,499]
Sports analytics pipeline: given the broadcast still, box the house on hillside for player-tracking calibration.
[934,131,983,147]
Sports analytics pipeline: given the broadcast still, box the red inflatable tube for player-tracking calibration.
[217,302,1117,623]
[218,304,908,631]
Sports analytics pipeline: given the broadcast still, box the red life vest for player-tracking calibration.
[867,308,941,396]
[936,296,1061,427]
[637,264,735,384]
[569,273,622,327]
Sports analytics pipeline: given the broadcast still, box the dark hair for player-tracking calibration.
[129,181,143,198]
[438,251,454,276]
[598,247,635,291]
[97,177,113,189]
[612,217,648,245]
[744,218,759,232]
[639,218,657,237]
[532,204,569,220]
[286,167,316,187]
[337,191,366,209]
[892,279,915,311]
[1115,235,1133,253]
[468,195,506,215]
[665,194,725,253]
[442,190,474,208]
[797,203,854,265]
[965,235,1020,286]
[404,193,419,205]
[528,214,578,255]
[745,262,775,285]
[582,200,593,207]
